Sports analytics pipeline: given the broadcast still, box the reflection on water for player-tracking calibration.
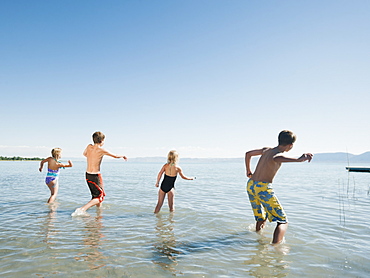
[39,205,107,272]
[244,237,291,278]
[41,202,59,248]
[337,173,366,227]
[75,210,107,271]
[152,213,182,275]
[2,162,370,277]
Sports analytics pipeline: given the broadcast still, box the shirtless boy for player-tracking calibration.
[72,131,127,216]
[245,130,313,244]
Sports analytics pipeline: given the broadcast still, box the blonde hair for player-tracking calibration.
[167,150,179,165]
[51,148,62,160]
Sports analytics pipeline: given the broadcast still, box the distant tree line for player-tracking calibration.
[0,156,44,161]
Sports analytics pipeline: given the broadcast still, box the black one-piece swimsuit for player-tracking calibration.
[160,175,177,193]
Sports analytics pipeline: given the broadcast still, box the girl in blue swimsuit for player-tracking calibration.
[154,150,194,213]
[39,148,73,203]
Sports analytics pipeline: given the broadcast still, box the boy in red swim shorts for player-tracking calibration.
[72,131,127,216]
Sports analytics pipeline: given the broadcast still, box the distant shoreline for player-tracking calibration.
[0,156,44,161]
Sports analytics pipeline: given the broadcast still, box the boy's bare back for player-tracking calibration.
[245,130,313,184]
[251,147,283,183]
[84,144,108,173]
[83,142,127,173]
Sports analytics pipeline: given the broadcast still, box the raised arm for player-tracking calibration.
[155,165,166,187]
[274,153,313,163]
[177,166,194,180]
[56,160,73,168]
[245,148,265,177]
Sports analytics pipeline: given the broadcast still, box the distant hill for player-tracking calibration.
[349,151,370,163]
[312,152,370,163]
[129,157,243,163]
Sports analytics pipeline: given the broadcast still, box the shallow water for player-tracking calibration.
[1,160,370,277]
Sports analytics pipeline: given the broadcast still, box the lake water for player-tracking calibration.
[1,159,370,277]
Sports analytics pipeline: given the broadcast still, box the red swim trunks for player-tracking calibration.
[86,172,106,202]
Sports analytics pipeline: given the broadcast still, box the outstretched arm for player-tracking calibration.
[274,153,313,163]
[178,167,194,180]
[56,160,73,168]
[104,149,128,160]
[245,148,265,177]
[155,165,166,187]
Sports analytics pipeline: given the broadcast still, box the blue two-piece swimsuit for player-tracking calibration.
[45,168,60,187]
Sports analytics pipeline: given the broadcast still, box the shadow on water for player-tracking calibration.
[176,230,255,254]
[150,213,289,277]
[152,213,182,275]
[178,230,290,277]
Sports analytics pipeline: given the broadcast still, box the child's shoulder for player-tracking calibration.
[261,147,273,154]
[163,163,178,168]
[45,157,57,165]
[87,144,105,152]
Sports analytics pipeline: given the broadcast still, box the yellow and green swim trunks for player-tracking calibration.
[246,179,287,223]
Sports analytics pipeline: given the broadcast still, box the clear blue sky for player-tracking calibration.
[1,0,369,158]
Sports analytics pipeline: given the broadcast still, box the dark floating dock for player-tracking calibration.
[346,167,370,173]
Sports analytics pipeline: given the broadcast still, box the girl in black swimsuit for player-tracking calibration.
[154,150,194,213]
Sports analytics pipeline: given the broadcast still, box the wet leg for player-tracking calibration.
[47,181,58,203]
[154,190,166,213]
[167,189,175,212]
[80,198,101,212]
[256,219,267,232]
[272,223,288,244]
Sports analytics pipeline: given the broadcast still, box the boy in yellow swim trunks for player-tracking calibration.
[245,130,313,244]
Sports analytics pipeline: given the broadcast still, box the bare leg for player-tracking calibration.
[79,198,101,212]
[47,181,59,203]
[256,219,267,232]
[272,222,288,244]
[167,189,175,212]
[154,189,166,213]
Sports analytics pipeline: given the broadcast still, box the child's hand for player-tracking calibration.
[155,183,159,187]
[246,171,252,178]
[39,167,43,172]
[68,160,73,167]
[299,153,313,162]
[122,156,128,161]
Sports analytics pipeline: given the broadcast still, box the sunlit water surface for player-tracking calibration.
[1,160,370,277]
